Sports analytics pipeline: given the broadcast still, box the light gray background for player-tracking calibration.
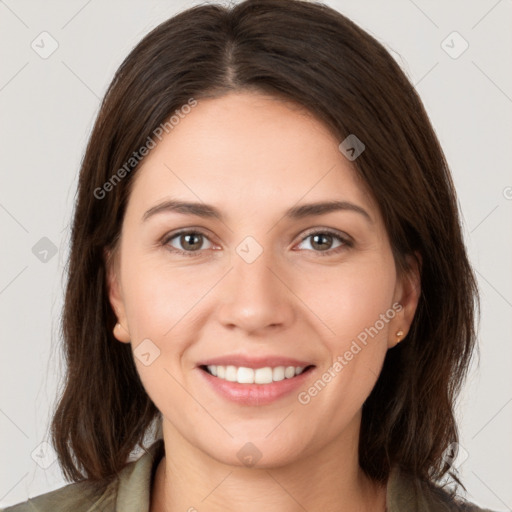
[1,0,511,509]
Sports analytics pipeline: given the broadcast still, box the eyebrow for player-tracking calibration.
[142,199,372,223]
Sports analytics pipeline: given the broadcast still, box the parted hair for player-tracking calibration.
[51,0,478,496]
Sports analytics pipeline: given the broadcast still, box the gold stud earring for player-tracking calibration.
[396,329,404,342]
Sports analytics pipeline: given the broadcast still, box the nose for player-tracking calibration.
[216,248,296,335]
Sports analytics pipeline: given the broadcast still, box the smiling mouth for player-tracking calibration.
[199,364,316,385]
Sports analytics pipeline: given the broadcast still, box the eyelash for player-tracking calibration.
[161,228,353,258]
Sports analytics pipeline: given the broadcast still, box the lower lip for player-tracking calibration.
[197,366,315,406]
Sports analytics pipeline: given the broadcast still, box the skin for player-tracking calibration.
[106,91,420,512]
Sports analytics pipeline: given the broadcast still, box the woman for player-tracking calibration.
[2,0,496,510]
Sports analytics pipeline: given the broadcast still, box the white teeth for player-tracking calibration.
[237,367,255,383]
[225,365,237,382]
[254,367,273,384]
[272,366,285,382]
[205,365,308,384]
[284,366,296,379]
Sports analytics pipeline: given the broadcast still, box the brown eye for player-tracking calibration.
[164,230,213,256]
[296,229,352,256]
[179,233,203,251]
[310,233,336,251]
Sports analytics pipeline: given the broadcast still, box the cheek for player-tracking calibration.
[119,259,203,406]
[119,254,219,399]
[302,259,397,344]
[121,255,206,342]
[294,262,396,413]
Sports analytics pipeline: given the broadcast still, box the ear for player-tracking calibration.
[388,251,421,349]
[104,247,131,344]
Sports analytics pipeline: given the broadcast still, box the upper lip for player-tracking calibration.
[197,355,315,369]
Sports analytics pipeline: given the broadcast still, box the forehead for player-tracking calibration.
[128,91,376,219]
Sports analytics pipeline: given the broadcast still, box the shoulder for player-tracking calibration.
[0,439,164,512]
[0,479,116,512]
[387,465,497,512]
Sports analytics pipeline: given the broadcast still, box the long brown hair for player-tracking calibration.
[50,0,478,493]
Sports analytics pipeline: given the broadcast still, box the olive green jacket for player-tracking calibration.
[1,439,495,512]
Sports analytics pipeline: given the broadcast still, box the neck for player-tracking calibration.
[150,415,386,512]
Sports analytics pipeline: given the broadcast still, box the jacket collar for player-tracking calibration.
[113,438,165,511]
[109,439,449,512]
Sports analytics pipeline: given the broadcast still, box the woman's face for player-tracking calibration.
[107,91,419,467]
